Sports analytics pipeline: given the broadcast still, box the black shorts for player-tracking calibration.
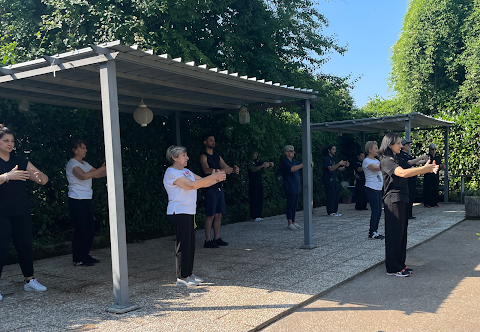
[203,187,226,216]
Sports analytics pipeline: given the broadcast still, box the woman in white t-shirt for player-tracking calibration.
[66,139,106,267]
[163,145,226,287]
[362,141,385,240]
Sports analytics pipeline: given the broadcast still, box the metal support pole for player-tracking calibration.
[301,99,315,249]
[405,119,411,155]
[99,60,138,314]
[175,111,181,145]
[461,176,465,204]
[444,127,449,203]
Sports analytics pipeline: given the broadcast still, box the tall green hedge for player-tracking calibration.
[1,96,357,246]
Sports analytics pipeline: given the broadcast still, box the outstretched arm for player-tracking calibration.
[72,163,106,181]
[175,170,227,190]
[27,161,49,185]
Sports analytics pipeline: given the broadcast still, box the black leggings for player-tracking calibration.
[168,214,196,279]
[69,198,95,263]
[324,182,339,214]
[0,213,34,278]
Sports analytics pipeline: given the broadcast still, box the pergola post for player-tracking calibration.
[444,126,450,202]
[301,99,315,249]
[175,111,181,145]
[99,60,138,314]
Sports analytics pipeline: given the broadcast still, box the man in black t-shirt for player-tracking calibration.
[199,134,239,248]
[399,139,428,219]
[322,144,349,216]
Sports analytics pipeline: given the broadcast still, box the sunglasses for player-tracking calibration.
[287,150,295,153]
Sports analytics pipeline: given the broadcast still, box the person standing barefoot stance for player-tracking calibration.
[379,132,439,277]
[0,124,49,300]
[164,145,226,286]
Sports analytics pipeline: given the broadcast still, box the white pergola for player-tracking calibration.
[0,41,318,313]
[311,112,454,202]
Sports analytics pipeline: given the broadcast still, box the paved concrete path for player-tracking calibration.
[262,218,480,332]
[0,203,467,332]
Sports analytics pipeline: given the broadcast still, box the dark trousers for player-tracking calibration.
[285,191,300,222]
[324,182,339,214]
[355,178,367,210]
[69,198,95,263]
[168,214,196,279]
[423,174,440,206]
[407,177,416,217]
[365,187,382,235]
[0,213,34,278]
[384,201,408,273]
[249,183,263,219]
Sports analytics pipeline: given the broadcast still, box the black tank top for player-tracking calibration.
[0,155,31,215]
[201,151,221,189]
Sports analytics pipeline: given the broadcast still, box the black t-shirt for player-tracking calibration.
[0,155,31,215]
[425,154,442,180]
[399,150,417,183]
[248,159,263,186]
[280,157,301,194]
[355,160,365,182]
[380,155,409,205]
[323,155,337,184]
[201,151,222,190]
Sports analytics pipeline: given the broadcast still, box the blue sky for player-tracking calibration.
[314,0,409,108]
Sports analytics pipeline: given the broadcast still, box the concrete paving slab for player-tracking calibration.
[0,203,467,332]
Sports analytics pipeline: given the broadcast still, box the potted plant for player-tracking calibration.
[340,188,353,204]
[465,188,480,219]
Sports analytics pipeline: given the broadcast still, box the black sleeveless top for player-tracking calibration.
[0,155,31,215]
[201,151,221,189]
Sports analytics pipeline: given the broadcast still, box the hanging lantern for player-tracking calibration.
[239,106,250,124]
[18,99,30,113]
[133,99,153,127]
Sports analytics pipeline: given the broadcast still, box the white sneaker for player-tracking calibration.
[292,223,302,229]
[333,213,342,216]
[176,278,199,287]
[24,278,47,292]
[0,292,3,301]
[287,224,297,230]
[189,274,204,283]
[254,217,263,222]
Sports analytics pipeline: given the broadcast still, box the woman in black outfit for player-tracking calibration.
[379,133,438,277]
[0,124,49,300]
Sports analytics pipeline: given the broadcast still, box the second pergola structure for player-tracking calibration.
[0,41,319,312]
[310,112,454,201]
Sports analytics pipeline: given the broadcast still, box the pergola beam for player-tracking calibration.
[0,53,118,83]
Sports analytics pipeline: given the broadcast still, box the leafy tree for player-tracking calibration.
[390,0,473,114]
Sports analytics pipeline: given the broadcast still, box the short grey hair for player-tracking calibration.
[365,141,378,155]
[166,145,187,164]
[429,143,437,149]
[284,145,294,153]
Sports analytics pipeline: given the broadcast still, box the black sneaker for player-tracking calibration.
[387,269,412,277]
[73,261,94,267]
[203,240,219,248]
[214,238,229,246]
[404,266,413,273]
[87,255,100,264]
[368,232,385,240]
[409,216,416,220]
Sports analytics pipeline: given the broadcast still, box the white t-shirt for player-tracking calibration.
[163,167,197,215]
[66,158,94,199]
[362,158,383,191]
